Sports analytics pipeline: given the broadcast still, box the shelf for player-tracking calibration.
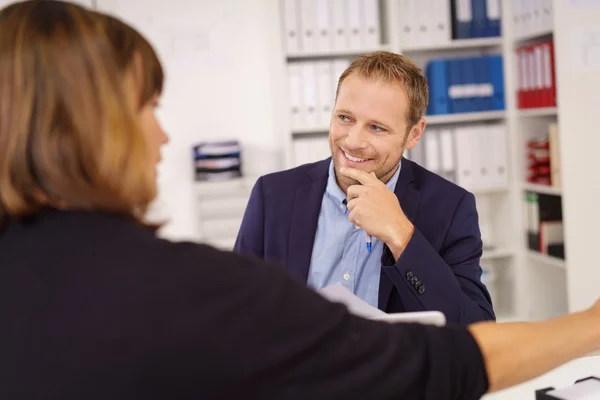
[481,248,514,261]
[526,250,566,269]
[517,107,558,117]
[402,37,502,52]
[522,183,562,196]
[286,45,391,60]
[292,127,329,136]
[425,110,505,125]
[514,28,553,45]
[470,186,510,195]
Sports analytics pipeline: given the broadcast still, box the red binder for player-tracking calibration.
[516,48,526,108]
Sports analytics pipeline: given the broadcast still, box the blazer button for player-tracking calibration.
[418,285,426,294]
[406,271,414,280]
[414,280,422,288]
[410,276,419,285]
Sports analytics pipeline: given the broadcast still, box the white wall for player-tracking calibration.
[553,0,600,312]
[96,0,286,240]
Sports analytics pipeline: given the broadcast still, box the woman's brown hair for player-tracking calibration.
[0,0,156,224]
[98,12,164,109]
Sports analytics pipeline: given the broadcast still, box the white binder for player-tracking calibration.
[455,127,476,189]
[283,0,302,53]
[314,0,332,52]
[287,63,304,131]
[489,124,508,188]
[439,129,455,181]
[331,0,349,50]
[399,0,417,48]
[362,0,381,48]
[541,0,554,32]
[347,0,363,50]
[316,61,333,128]
[433,0,452,46]
[424,129,441,175]
[301,62,319,129]
[300,0,317,52]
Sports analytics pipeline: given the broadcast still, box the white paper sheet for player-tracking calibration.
[318,284,386,319]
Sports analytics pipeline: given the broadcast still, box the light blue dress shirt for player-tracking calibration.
[307,160,402,308]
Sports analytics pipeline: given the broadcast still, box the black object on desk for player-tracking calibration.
[535,376,600,399]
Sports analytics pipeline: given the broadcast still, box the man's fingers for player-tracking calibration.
[339,167,378,185]
[346,198,358,211]
[347,185,367,201]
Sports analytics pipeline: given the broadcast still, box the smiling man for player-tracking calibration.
[234,51,495,324]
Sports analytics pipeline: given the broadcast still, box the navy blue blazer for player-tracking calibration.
[234,158,495,324]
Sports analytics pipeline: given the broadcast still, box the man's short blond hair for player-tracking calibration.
[336,51,429,128]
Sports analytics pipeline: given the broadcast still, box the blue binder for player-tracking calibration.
[473,56,491,111]
[453,0,472,39]
[447,58,461,113]
[463,57,477,112]
[471,0,487,38]
[486,0,502,37]
[489,55,505,110]
[425,59,450,115]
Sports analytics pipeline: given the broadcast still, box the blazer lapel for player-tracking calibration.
[286,159,329,283]
[379,158,421,310]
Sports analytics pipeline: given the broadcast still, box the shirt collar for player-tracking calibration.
[325,159,402,206]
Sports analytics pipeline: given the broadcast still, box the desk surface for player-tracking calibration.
[482,355,600,400]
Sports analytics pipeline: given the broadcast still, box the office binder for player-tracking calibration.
[453,0,473,39]
[541,0,553,32]
[485,0,501,37]
[287,63,304,131]
[489,54,505,110]
[455,126,476,188]
[516,48,525,108]
[533,44,544,108]
[432,0,451,45]
[314,0,332,52]
[489,124,508,187]
[543,41,557,107]
[316,61,333,128]
[400,0,417,48]
[423,129,441,176]
[331,0,348,50]
[471,0,486,38]
[362,0,381,48]
[439,129,455,182]
[347,0,362,50]
[462,57,476,112]
[300,62,319,129]
[476,55,493,111]
[300,0,317,52]
[282,0,301,53]
[425,59,450,115]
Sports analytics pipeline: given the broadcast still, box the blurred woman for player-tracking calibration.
[1,2,599,400]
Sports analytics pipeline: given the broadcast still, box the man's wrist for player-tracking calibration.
[386,221,415,261]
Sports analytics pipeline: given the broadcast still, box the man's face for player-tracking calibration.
[329,73,421,191]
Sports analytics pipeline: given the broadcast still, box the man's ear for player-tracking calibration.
[404,117,426,150]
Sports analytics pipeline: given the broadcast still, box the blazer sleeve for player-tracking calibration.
[157,242,489,400]
[382,192,496,324]
[233,177,265,258]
